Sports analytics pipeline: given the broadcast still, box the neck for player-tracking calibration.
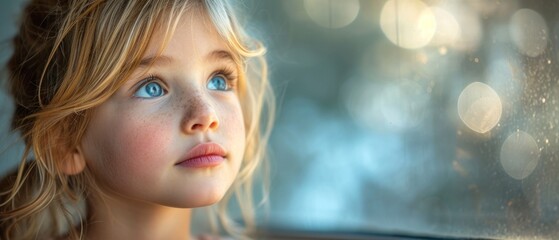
[85,194,192,240]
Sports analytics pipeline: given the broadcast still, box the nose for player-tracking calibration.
[181,94,219,134]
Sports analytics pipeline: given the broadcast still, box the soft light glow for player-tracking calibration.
[429,7,460,47]
[344,78,429,132]
[304,0,360,29]
[510,9,549,57]
[444,2,482,51]
[467,0,502,15]
[343,77,380,131]
[457,82,502,134]
[360,41,424,79]
[500,131,540,180]
[377,82,429,131]
[282,1,309,22]
[380,0,436,49]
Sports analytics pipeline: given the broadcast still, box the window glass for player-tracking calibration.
[254,0,559,238]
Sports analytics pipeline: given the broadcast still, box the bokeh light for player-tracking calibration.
[304,0,360,29]
[443,2,482,51]
[379,0,436,49]
[457,82,502,134]
[428,7,460,47]
[500,131,540,180]
[466,0,502,16]
[509,9,549,57]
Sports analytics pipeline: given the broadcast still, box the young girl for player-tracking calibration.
[0,0,274,239]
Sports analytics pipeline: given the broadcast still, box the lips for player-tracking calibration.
[176,142,227,168]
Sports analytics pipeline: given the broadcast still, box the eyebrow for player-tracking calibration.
[207,50,236,63]
[138,50,236,68]
[138,55,173,67]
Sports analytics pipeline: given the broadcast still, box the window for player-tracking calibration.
[256,0,559,239]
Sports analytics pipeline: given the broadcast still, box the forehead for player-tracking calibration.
[143,8,232,64]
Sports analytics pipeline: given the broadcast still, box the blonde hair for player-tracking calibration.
[0,0,274,239]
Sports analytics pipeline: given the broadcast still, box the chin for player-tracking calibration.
[188,192,226,208]
[169,184,231,208]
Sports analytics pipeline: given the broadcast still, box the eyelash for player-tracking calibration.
[133,74,167,97]
[212,66,238,90]
[143,74,159,84]
[133,66,239,97]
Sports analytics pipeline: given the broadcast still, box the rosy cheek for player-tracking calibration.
[113,117,172,170]
[86,110,174,186]
[123,126,167,167]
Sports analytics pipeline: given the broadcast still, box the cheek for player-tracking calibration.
[83,109,174,186]
[220,101,246,162]
[115,121,170,169]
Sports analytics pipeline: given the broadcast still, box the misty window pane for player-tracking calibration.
[256,0,559,238]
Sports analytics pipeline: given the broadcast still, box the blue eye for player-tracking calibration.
[207,75,229,91]
[134,81,165,98]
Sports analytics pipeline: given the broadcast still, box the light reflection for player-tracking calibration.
[429,7,461,47]
[443,2,482,51]
[379,0,436,49]
[466,0,502,16]
[500,131,540,180]
[438,46,448,55]
[457,82,502,134]
[509,9,549,57]
[304,0,360,29]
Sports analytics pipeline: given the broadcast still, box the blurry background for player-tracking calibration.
[247,0,559,239]
[0,0,26,178]
[2,0,559,239]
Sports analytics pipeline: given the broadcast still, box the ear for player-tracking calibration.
[60,146,86,175]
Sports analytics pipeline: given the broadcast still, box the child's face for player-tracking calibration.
[80,11,245,208]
